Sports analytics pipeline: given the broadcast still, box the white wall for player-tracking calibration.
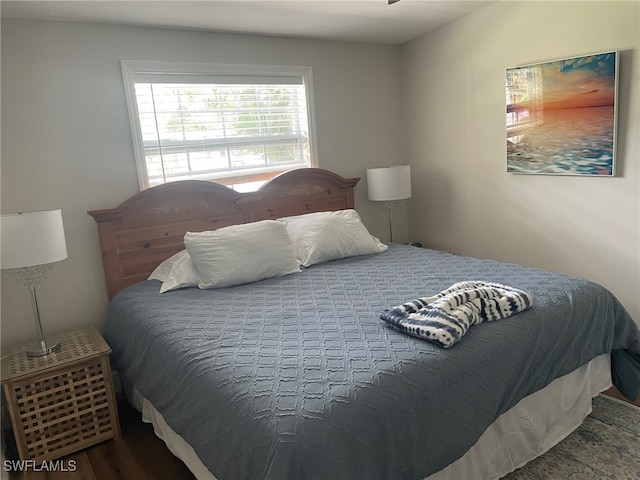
[1,20,404,346]
[401,1,640,324]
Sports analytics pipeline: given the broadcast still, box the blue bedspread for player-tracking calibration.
[104,245,640,480]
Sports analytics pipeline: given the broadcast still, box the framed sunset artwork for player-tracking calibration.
[506,51,618,176]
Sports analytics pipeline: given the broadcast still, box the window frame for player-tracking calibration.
[121,60,319,190]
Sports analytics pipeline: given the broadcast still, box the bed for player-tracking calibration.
[88,168,640,480]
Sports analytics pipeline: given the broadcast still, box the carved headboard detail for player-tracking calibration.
[88,168,360,299]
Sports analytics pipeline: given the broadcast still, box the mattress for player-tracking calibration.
[105,244,640,480]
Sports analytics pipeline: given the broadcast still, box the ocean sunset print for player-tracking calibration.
[506,51,617,175]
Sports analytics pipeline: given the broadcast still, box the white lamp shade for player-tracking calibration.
[1,209,68,269]
[367,165,412,201]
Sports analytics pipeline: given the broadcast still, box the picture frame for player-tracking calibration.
[506,51,618,176]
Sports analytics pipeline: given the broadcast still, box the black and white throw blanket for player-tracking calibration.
[381,281,533,348]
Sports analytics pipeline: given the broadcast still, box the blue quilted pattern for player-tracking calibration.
[105,244,640,480]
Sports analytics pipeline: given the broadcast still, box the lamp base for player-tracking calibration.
[26,340,61,357]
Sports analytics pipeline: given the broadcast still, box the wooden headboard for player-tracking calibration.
[88,168,360,299]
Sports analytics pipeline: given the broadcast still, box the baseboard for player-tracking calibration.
[602,386,640,407]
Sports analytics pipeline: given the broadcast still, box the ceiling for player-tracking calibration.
[1,0,494,45]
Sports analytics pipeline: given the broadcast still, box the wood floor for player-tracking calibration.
[4,395,196,480]
[4,388,638,479]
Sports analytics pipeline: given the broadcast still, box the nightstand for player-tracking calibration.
[1,326,120,462]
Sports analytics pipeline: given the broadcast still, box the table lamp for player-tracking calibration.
[367,165,411,243]
[1,209,68,356]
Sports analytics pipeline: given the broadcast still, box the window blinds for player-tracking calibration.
[131,71,312,187]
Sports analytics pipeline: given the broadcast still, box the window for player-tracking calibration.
[122,61,318,190]
[505,66,544,145]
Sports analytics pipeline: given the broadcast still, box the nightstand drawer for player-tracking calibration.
[1,327,120,461]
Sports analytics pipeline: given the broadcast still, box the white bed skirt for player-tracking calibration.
[125,353,612,480]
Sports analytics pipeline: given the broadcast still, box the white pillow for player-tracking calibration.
[147,250,200,293]
[163,251,200,293]
[278,209,388,267]
[184,220,300,289]
[148,252,180,282]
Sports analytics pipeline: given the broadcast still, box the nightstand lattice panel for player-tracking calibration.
[3,349,120,461]
[3,329,98,379]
